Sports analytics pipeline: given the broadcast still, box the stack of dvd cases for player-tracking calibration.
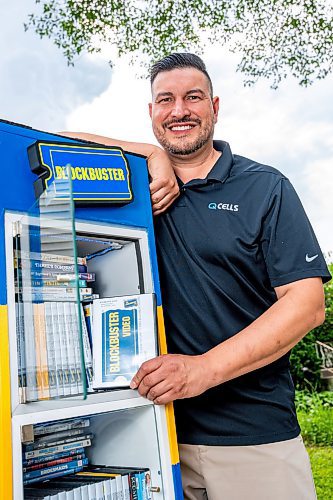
[22,418,93,486]
[14,248,96,403]
[22,418,153,499]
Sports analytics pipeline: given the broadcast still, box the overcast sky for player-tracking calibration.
[1,0,332,255]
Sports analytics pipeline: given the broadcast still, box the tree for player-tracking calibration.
[27,0,333,88]
[290,263,333,390]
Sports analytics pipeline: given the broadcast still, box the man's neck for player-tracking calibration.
[169,142,221,183]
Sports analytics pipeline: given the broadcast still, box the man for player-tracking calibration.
[64,53,331,500]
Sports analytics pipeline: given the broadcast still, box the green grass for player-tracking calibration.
[295,391,333,499]
[307,447,333,500]
[298,408,333,446]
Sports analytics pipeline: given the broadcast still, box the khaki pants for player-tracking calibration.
[179,435,317,500]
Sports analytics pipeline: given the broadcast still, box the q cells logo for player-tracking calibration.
[208,202,239,212]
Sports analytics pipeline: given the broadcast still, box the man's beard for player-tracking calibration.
[153,118,214,156]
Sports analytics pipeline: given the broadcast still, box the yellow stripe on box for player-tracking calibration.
[0,305,12,500]
[156,306,180,465]
[157,305,168,355]
[166,402,180,465]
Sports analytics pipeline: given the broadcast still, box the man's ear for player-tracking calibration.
[212,96,220,124]
[148,102,152,118]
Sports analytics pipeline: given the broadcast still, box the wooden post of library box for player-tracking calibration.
[0,119,183,500]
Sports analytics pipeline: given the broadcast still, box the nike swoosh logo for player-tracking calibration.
[306,253,319,262]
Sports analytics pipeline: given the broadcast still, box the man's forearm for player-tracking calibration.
[202,277,325,389]
[59,132,179,214]
[130,278,325,405]
[59,131,158,159]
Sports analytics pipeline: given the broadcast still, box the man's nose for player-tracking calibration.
[171,98,190,119]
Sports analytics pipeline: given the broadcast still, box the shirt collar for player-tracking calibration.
[176,140,234,188]
[207,140,234,183]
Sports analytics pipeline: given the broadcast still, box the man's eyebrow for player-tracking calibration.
[155,91,174,100]
[186,89,206,96]
[154,89,207,100]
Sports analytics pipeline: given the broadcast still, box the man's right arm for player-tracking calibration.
[59,132,179,214]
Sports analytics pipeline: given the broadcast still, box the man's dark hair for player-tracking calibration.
[150,53,213,97]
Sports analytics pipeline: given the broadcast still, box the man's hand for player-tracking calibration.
[130,353,209,405]
[147,147,179,215]
[59,132,179,215]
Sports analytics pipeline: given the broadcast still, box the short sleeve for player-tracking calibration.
[261,177,331,287]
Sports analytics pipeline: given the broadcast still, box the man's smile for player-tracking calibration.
[169,124,194,131]
[164,119,201,134]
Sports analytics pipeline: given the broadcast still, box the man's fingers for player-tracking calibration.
[153,390,177,405]
[130,356,163,389]
[146,380,173,402]
[152,191,180,214]
[150,177,178,195]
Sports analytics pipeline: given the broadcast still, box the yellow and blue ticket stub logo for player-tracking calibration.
[28,141,133,204]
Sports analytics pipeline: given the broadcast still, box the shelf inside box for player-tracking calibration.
[17,405,166,499]
[12,389,152,419]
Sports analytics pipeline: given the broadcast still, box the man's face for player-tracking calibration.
[149,68,219,156]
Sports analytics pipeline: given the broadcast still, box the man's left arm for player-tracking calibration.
[130,277,325,404]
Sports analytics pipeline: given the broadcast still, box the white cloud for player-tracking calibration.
[0,0,112,131]
[66,58,155,143]
[302,158,333,255]
[67,46,333,251]
[1,1,332,253]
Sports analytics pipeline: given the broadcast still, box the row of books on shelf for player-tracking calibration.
[14,249,157,403]
[14,249,95,402]
[15,250,97,302]
[16,301,94,403]
[22,418,152,499]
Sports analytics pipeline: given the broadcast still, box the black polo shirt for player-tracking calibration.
[154,140,331,446]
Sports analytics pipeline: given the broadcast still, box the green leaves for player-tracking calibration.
[296,391,333,447]
[27,0,333,87]
[290,263,333,390]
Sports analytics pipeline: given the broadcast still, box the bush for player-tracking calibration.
[290,262,333,390]
[296,391,333,446]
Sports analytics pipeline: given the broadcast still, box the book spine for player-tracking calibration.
[104,478,113,500]
[24,433,93,452]
[110,477,117,500]
[24,438,92,459]
[33,303,44,400]
[29,279,87,288]
[143,471,152,500]
[130,474,139,500]
[16,259,87,274]
[23,453,86,472]
[67,302,85,394]
[56,302,72,396]
[16,287,93,302]
[14,249,86,265]
[15,301,27,403]
[61,302,79,396]
[95,480,105,500]
[77,304,93,391]
[23,447,85,466]
[33,428,87,447]
[38,303,50,399]
[23,300,38,402]
[122,475,130,500]
[50,302,65,397]
[23,461,88,484]
[16,269,94,281]
[57,273,95,282]
[83,303,93,349]
[44,302,59,398]
[34,419,90,437]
